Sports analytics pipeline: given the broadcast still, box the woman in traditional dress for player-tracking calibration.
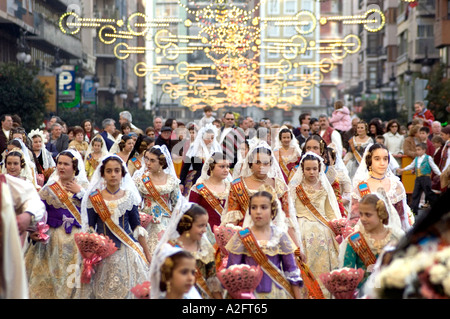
[273,126,302,184]
[339,191,404,295]
[115,134,135,168]
[150,244,197,299]
[188,151,231,231]
[221,141,302,250]
[350,143,414,232]
[288,152,342,299]
[133,145,181,256]
[128,135,153,178]
[150,240,201,299]
[162,198,223,299]
[24,149,89,299]
[84,136,109,181]
[225,187,303,299]
[302,134,347,218]
[81,119,98,143]
[29,129,56,185]
[2,145,39,190]
[344,120,374,180]
[179,123,221,196]
[80,154,151,299]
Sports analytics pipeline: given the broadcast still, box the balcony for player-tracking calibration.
[434,19,450,48]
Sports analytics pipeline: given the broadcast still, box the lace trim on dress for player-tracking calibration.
[136,174,179,195]
[39,185,81,209]
[226,226,296,257]
[191,236,216,264]
[86,190,135,225]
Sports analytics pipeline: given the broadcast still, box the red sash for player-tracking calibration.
[131,157,142,170]
[321,127,334,145]
[196,183,223,216]
[142,176,171,216]
[348,138,362,163]
[238,228,295,298]
[348,231,377,268]
[230,178,250,220]
[89,190,148,264]
[49,182,82,225]
[296,184,338,236]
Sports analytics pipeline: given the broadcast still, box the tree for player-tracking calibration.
[0,62,50,131]
[425,63,450,125]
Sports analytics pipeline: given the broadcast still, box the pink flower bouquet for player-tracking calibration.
[139,212,153,228]
[319,267,365,299]
[74,232,118,283]
[217,264,263,299]
[131,281,151,299]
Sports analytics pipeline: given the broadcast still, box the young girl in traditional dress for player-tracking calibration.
[25,149,89,299]
[340,192,404,294]
[225,188,303,299]
[273,126,302,184]
[344,120,374,180]
[180,124,221,196]
[189,152,231,230]
[351,143,414,232]
[152,196,220,299]
[81,154,151,299]
[150,243,200,299]
[288,152,342,299]
[84,136,108,180]
[133,145,180,256]
[29,129,56,185]
[302,135,347,218]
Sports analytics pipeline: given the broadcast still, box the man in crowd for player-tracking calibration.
[296,123,310,148]
[219,112,245,169]
[293,112,311,137]
[319,114,343,159]
[119,111,144,135]
[99,118,117,151]
[46,123,69,158]
[153,116,163,138]
[0,114,13,156]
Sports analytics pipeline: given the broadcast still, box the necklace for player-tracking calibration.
[370,174,386,181]
[251,175,268,183]
[106,187,120,195]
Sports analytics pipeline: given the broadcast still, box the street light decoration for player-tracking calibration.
[58,1,386,111]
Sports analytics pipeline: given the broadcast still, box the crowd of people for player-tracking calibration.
[0,100,449,300]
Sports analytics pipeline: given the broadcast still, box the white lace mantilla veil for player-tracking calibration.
[29,129,56,169]
[288,151,342,222]
[3,138,38,186]
[185,123,221,159]
[196,152,233,185]
[46,148,89,187]
[80,154,142,231]
[273,125,302,156]
[84,134,109,163]
[132,144,180,183]
[239,140,286,181]
[328,142,349,176]
[350,143,412,231]
[337,188,406,293]
[149,196,202,299]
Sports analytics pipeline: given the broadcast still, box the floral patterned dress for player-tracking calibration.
[135,173,180,256]
[294,184,340,299]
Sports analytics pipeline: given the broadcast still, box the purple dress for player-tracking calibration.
[225,226,303,297]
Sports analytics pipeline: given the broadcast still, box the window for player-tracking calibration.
[268,0,280,15]
[417,25,434,38]
[284,0,297,14]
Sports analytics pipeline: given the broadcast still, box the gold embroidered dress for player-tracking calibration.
[135,173,180,255]
[85,190,150,299]
[294,184,340,299]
